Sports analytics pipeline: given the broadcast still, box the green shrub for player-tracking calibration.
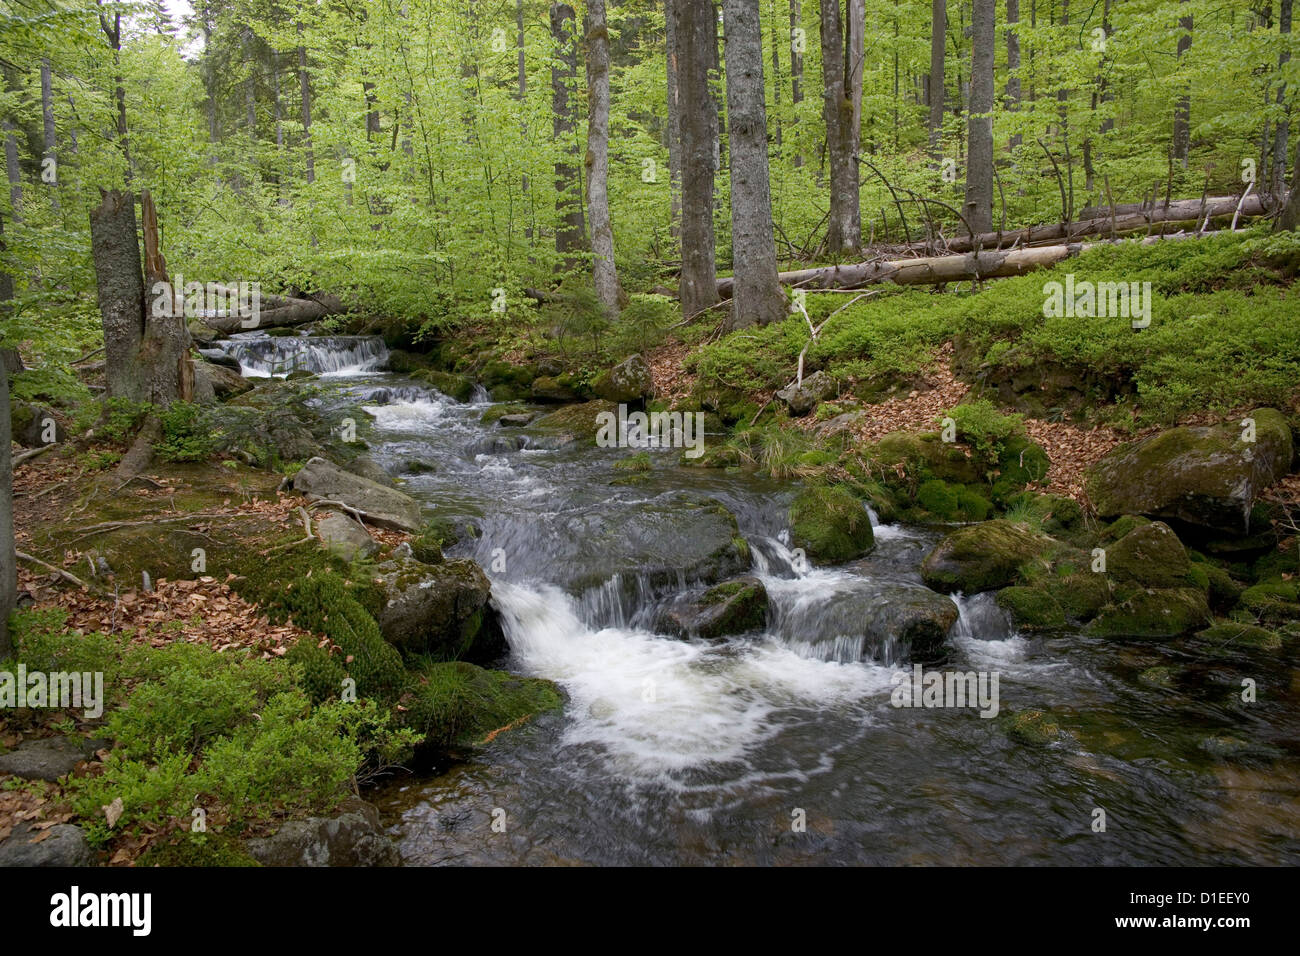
[98,397,152,444]
[154,401,215,462]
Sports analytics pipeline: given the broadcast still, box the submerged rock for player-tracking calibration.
[293,457,423,532]
[921,520,1052,594]
[1084,408,1294,534]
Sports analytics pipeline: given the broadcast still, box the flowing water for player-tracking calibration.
[216,339,1300,865]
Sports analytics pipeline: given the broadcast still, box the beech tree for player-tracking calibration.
[965,0,995,233]
[820,0,860,255]
[675,0,719,318]
[585,0,620,313]
[723,0,785,329]
[0,358,12,662]
[552,3,586,267]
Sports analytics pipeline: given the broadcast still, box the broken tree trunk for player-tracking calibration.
[201,293,347,334]
[904,194,1268,254]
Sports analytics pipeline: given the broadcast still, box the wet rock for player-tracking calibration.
[771,581,957,662]
[1044,572,1112,622]
[342,455,398,487]
[244,799,398,867]
[1083,588,1211,640]
[1195,622,1283,651]
[530,376,581,403]
[496,413,538,427]
[789,485,875,563]
[0,736,103,782]
[592,354,653,403]
[0,822,92,867]
[467,435,526,456]
[194,361,250,402]
[315,512,380,562]
[293,457,423,532]
[373,555,504,662]
[198,348,243,371]
[1104,521,1193,589]
[660,577,768,640]
[775,370,836,416]
[1237,579,1300,625]
[528,400,618,443]
[998,709,1067,747]
[921,520,1053,594]
[1084,408,1294,534]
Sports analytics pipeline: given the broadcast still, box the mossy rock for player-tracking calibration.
[1083,588,1211,640]
[1195,622,1284,651]
[1045,572,1112,621]
[530,376,581,402]
[995,586,1067,632]
[403,661,563,751]
[1237,578,1300,624]
[592,355,653,403]
[680,444,744,468]
[659,576,768,640]
[1198,734,1285,762]
[529,400,618,443]
[1100,515,1151,542]
[870,431,982,485]
[915,479,989,522]
[414,369,475,403]
[1138,666,1179,688]
[920,519,1054,594]
[480,404,531,425]
[789,485,875,563]
[1104,521,1192,590]
[1041,495,1083,533]
[1201,563,1244,610]
[998,709,1065,747]
[613,452,653,472]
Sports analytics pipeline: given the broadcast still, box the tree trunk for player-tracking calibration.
[40,58,58,212]
[89,190,145,401]
[848,0,864,146]
[964,0,995,233]
[585,0,621,313]
[791,0,804,167]
[0,357,14,660]
[551,3,586,266]
[1006,0,1021,149]
[666,0,683,237]
[723,0,786,329]
[298,37,315,184]
[1273,0,1292,197]
[928,0,946,159]
[675,0,720,317]
[1172,1,1192,168]
[820,0,860,255]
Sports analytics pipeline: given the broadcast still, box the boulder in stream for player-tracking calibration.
[1083,587,1211,640]
[372,555,505,662]
[789,485,875,563]
[659,576,768,640]
[1084,408,1294,535]
[921,520,1054,594]
[293,457,423,532]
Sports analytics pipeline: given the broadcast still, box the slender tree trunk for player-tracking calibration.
[675,0,719,317]
[40,59,58,212]
[298,35,315,184]
[1100,0,1114,136]
[771,0,783,149]
[820,0,860,255]
[0,357,13,661]
[666,0,683,237]
[1273,0,1292,196]
[848,0,864,144]
[965,0,995,234]
[585,0,620,313]
[711,2,726,174]
[723,0,786,329]
[928,0,946,159]
[1006,0,1021,149]
[273,56,284,149]
[518,0,531,242]
[790,0,804,167]
[551,3,586,265]
[1172,0,1192,168]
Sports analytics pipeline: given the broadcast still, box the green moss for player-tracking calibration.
[1196,621,1283,651]
[1045,572,1112,621]
[998,709,1064,747]
[613,451,653,472]
[1101,515,1151,542]
[415,369,476,402]
[1238,578,1300,624]
[789,484,875,563]
[403,661,563,750]
[1083,588,1211,640]
[916,479,959,519]
[138,833,261,867]
[995,586,1067,631]
[1138,666,1178,688]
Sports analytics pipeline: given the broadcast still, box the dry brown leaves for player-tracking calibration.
[0,787,77,846]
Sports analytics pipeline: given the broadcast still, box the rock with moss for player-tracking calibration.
[1104,521,1192,589]
[995,586,1067,632]
[1083,588,1211,640]
[914,479,990,522]
[529,400,618,443]
[659,577,767,640]
[776,370,837,417]
[592,354,653,403]
[789,485,875,563]
[870,431,982,485]
[315,512,381,562]
[245,798,398,867]
[403,661,563,751]
[1084,408,1294,534]
[372,556,504,663]
[613,451,653,472]
[139,833,261,867]
[998,709,1066,747]
[921,520,1053,594]
[1044,572,1113,622]
[293,457,424,532]
[1237,578,1300,624]
[530,375,582,402]
[1195,622,1284,651]
[413,369,475,403]
[680,444,744,468]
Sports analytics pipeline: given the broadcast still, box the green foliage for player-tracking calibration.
[154,401,215,462]
[403,661,562,750]
[944,400,1027,468]
[98,398,152,444]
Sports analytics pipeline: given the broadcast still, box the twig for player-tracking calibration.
[13,444,57,466]
[16,551,97,591]
[266,508,317,553]
[1231,182,1255,231]
[307,498,377,536]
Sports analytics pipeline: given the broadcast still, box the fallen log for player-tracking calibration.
[202,294,347,334]
[912,195,1268,254]
[720,229,1217,295]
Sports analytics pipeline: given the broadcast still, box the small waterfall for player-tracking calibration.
[949,592,1015,641]
[214,334,390,377]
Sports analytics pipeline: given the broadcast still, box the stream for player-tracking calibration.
[218,333,1300,866]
